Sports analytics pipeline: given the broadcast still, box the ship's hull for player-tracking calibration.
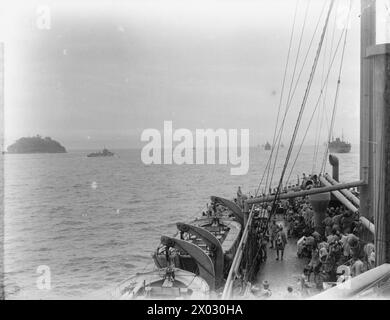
[328,138,351,153]
[87,154,114,157]
[153,217,242,282]
[153,219,241,276]
[115,197,246,299]
[328,145,351,153]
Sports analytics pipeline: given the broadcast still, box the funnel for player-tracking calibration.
[308,192,331,235]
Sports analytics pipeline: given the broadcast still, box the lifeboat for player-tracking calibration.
[115,267,209,300]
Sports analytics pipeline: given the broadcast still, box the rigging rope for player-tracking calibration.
[266,0,335,224]
[255,153,273,196]
[287,1,349,183]
[224,0,336,298]
[285,21,351,185]
[313,0,340,173]
[321,0,352,173]
[264,0,301,193]
[267,0,311,191]
[264,0,328,193]
[312,8,332,174]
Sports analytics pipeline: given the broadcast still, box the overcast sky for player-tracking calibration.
[2,0,386,149]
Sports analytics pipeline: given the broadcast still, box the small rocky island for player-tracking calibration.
[7,135,67,154]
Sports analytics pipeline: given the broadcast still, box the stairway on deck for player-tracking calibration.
[255,219,310,299]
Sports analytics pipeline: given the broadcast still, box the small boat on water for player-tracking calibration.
[87,148,114,157]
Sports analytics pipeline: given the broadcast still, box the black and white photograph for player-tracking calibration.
[1,0,390,305]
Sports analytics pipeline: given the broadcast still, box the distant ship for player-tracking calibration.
[87,148,114,157]
[264,141,271,150]
[328,137,351,153]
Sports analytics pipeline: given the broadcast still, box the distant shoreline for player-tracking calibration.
[1,144,361,154]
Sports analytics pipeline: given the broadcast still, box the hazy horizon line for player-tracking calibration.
[65,144,361,151]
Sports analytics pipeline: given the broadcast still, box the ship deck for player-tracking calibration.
[254,217,320,299]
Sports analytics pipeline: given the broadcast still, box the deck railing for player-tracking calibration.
[310,263,390,299]
[221,202,255,299]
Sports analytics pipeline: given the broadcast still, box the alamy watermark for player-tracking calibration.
[36,5,51,30]
[141,121,250,175]
[36,265,51,290]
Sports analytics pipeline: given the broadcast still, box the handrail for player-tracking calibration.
[247,180,366,204]
[319,177,375,234]
[310,263,390,299]
[221,202,255,299]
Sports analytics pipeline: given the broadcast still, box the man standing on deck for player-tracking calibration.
[276,225,287,260]
[237,186,242,198]
[269,219,278,249]
[259,231,269,262]
[237,186,243,208]
[286,207,294,238]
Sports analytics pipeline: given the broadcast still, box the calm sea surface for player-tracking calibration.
[2,146,359,299]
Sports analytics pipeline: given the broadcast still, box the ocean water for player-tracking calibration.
[2,146,359,299]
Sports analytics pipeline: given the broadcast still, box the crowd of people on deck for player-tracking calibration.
[286,196,375,290]
[233,173,375,299]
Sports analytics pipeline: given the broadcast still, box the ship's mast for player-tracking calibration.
[0,43,4,300]
[360,0,390,264]
[360,0,376,243]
